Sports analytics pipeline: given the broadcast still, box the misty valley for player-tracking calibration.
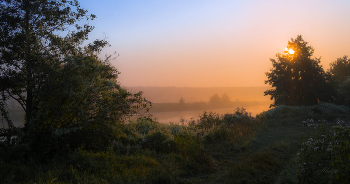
[1,1,350,184]
[2,87,272,128]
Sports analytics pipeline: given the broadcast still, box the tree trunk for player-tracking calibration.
[24,0,33,129]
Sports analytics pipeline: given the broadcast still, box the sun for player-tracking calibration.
[285,48,295,54]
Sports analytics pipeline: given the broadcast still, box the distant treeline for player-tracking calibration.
[149,100,269,113]
[127,86,272,103]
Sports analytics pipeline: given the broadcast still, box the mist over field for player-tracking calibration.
[128,86,272,103]
[2,86,272,127]
[125,86,273,123]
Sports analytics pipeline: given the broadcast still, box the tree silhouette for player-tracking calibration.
[0,0,101,128]
[264,35,335,107]
[179,97,185,104]
[0,0,149,153]
[221,93,231,104]
[329,55,350,82]
[329,56,350,106]
[209,94,221,105]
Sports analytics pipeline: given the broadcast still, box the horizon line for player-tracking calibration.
[123,86,270,88]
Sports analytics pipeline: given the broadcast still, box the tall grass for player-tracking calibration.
[0,107,257,183]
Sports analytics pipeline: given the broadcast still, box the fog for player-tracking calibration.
[2,86,272,127]
[128,86,272,123]
[128,86,272,103]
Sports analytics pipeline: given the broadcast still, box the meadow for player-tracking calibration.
[1,103,349,183]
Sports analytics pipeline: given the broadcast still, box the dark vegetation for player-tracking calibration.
[265,35,338,107]
[1,105,349,183]
[1,0,350,183]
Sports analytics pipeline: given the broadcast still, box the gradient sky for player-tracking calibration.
[80,0,350,87]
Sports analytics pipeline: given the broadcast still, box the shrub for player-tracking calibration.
[258,103,350,123]
[203,125,230,143]
[222,107,255,126]
[134,117,160,135]
[331,126,350,182]
[196,111,221,130]
[296,118,350,183]
[143,131,174,154]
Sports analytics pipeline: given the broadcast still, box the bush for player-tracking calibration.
[203,125,230,143]
[331,126,350,182]
[296,119,350,183]
[143,131,175,154]
[258,103,350,122]
[134,117,160,135]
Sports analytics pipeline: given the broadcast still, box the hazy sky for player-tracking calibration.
[80,0,350,87]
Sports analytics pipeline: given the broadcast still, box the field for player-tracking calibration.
[0,103,350,183]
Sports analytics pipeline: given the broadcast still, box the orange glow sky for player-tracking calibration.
[82,0,350,87]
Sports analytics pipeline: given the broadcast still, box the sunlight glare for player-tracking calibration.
[285,48,295,54]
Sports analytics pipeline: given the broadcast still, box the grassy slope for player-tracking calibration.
[186,117,315,183]
[186,105,350,183]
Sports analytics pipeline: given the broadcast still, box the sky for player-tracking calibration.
[80,0,350,87]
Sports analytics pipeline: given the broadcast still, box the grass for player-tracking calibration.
[1,104,350,183]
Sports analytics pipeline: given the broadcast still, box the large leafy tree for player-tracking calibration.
[0,0,98,127]
[0,0,150,153]
[26,54,149,153]
[264,35,335,107]
[329,55,350,82]
[329,56,350,107]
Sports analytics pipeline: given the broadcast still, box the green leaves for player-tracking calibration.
[0,0,151,155]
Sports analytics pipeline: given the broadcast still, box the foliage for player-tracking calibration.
[334,77,350,107]
[264,35,335,107]
[295,119,350,184]
[0,0,101,126]
[331,126,350,182]
[226,152,283,184]
[258,102,350,122]
[209,93,221,105]
[0,108,260,183]
[328,56,350,107]
[3,105,349,183]
[296,126,334,183]
[329,55,350,82]
[0,0,150,159]
[221,93,231,104]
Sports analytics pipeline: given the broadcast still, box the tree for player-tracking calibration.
[0,0,150,154]
[209,94,221,105]
[179,97,185,107]
[329,55,350,82]
[335,78,350,107]
[264,35,335,107]
[221,93,231,104]
[329,56,350,106]
[0,0,100,128]
[31,54,150,152]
